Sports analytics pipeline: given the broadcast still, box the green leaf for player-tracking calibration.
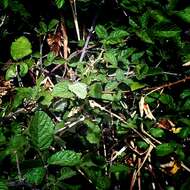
[55,0,65,9]
[52,81,74,98]
[181,99,190,110]
[48,19,59,31]
[176,7,190,23]
[39,21,48,34]
[129,81,146,91]
[11,36,32,60]
[48,150,81,166]
[68,82,87,99]
[0,180,8,190]
[29,111,55,150]
[136,30,153,44]
[2,0,8,8]
[180,89,190,99]
[89,83,102,99]
[24,167,46,185]
[110,164,129,174]
[59,167,77,180]
[154,30,181,38]
[106,29,129,45]
[135,63,149,80]
[19,62,28,77]
[96,176,111,190]
[149,128,165,138]
[136,141,149,149]
[5,64,17,80]
[95,25,108,39]
[159,94,175,109]
[116,69,125,81]
[104,51,117,67]
[155,143,175,157]
[85,120,101,145]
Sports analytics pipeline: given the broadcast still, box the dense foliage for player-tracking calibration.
[0,0,190,189]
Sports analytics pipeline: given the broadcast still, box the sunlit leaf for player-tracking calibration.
[156,143,175,157]
[48,150,81,166]
[11,36,32,60]
[68,82,87,99]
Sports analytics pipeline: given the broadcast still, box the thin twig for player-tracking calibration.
[79,15,98,62]
[69,0,80,41]
[15,152,22,182]
[144,76,190,96]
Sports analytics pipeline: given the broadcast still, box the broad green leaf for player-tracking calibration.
[135,63,149,80]
[39,21,48,34]
[68,82,87,99]
[85,120,101,144]
[136,141,149,149]
[155,143,175,156]
[105,81,118,91]
[136,30,153,44]
[104,51,117,67]
[176,7,190,23]
[96,176,111,190]
[48,19,59,31]
[24,167,46,185]
[89,83,102,98]
[0,181,8,190]
[110,164,129,174]
[180,89,190,99]
[5,64,17,80]
[159,94,175,109]
[55,0,65,9]
[95,25,108,39]
[106,29,129,44]
[7,135,27,154]
[129,81,146,91]
[181,99,190,110]
[149,128,165,138]
[52,81,74,98]
[11,36,32,60]
[59,167,77,180]
[48,150,82,166]
[29,111,55,150]
[131,52,144,62]
[19,62,28,77]
[154,30,181,38]
[116,69,125,81]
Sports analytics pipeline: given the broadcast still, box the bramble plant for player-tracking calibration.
[0,0,190,189]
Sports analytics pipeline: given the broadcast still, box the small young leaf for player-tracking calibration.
[104,51,117,67]
[19,62,28,77]
[5,64,17,80]
[52,81,74,98]
[48,19,59,31]
[59,167,77,180]
[55,0,65,9]
[155,143,175,157]
[48,150,81,166]
[89,83,102,99]
[68,82,87,99]
[149,128,165,138]
[11,36,32,60]
[176,7,190,23]
[29,111,55,150]
[24,167,46,185]
[95,25,108,39]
